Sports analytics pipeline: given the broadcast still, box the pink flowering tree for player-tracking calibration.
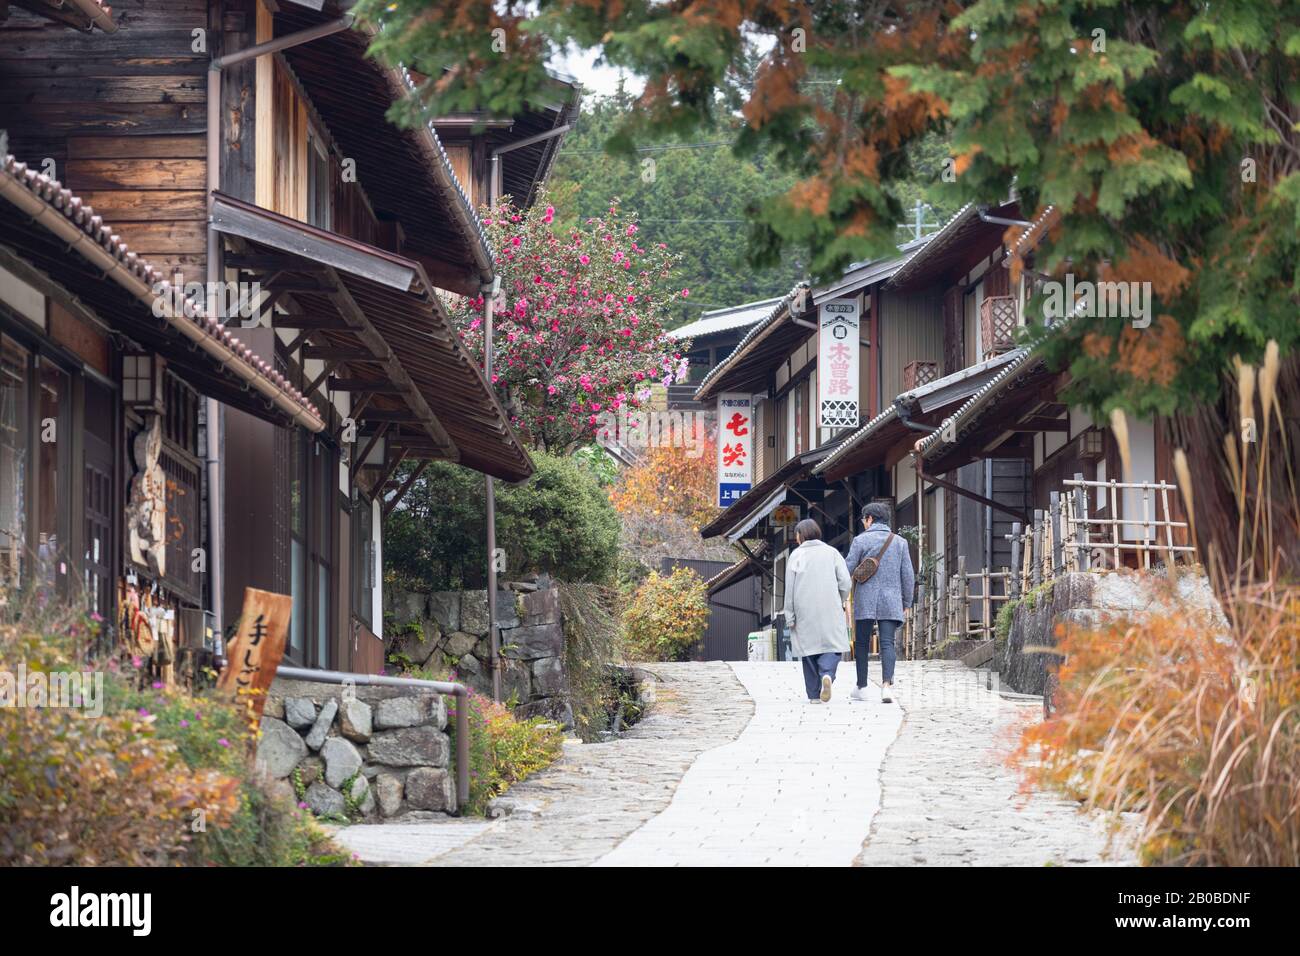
[449,192,690,451]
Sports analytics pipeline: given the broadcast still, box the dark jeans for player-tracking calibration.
[854,618,900,687]
[801,652,840,699]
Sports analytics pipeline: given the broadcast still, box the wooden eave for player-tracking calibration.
[211,193,533,482]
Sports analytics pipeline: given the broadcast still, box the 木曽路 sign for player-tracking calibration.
[818,297,860,428]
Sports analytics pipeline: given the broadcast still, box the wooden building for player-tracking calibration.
[0,0,577,674]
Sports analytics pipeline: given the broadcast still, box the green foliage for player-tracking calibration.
[384,450,620,590]
[995,598,1018,647]
[623,566,709,661]
[549,90,805,325]
[444,689,565,816]
[572,443,620,487]
[188,779,355,867]
[355,0,1300,429]
[557,582,630,741]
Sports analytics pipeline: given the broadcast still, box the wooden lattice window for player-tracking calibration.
[902,360,939,391]
[979,295,1018,358]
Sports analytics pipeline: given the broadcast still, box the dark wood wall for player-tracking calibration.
[0,0,211,282]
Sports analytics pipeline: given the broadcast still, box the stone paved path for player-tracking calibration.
[336,658,1131,866]
[856,660,1129,866]
[598,661,899,866]
[429,662,751,866]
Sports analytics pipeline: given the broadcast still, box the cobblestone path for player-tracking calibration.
[335,659,1131,866]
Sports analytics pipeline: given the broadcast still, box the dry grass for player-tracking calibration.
[1019,342,1299,866]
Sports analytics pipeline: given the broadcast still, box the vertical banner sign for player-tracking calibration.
[818,297,861,428]
[217,587,293,721]
[716,392,753,508]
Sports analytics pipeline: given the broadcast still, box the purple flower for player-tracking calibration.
[179,719,189,728]
[151,681,163,690]
[217,738,230,748]
[138,707,150,717]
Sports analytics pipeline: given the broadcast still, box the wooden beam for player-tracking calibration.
[271,314,353,330]
[226,253,329,273]
[329,377,409,393]
[302,344,376,360]
[305,361,336,398]
[374,447,409,490]
[324,267,458,458]
[921,470,1030,523]
[361,409,424,423]
[1010,416,1069,433]
[383,460,429,518]
[351,422,389,481]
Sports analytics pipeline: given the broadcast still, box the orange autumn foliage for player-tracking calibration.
[1017,583,1300,866]
[609,440,719,529]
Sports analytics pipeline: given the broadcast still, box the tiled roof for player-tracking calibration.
[0,153,324,431]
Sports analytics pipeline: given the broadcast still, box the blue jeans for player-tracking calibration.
[854,619,900,687]
[801,652,840,699]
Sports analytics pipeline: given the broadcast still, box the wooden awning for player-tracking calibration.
[210,193,533,483]
[0,154,324,431]
[274,3,494,294]
[693,283,809,402]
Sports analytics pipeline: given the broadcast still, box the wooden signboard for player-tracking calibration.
[217,587,292,720]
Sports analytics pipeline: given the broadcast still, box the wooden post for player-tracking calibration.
[955,555,967,637]
[1009,522,1022,598]
[1031,510,1043,588]
[1049,491,1063,575]
[1073,472,1091,571]
[1159,480,1176,568]
[1140,483,1151,570]
[981,568,992,640]
[1109,480,1121,568]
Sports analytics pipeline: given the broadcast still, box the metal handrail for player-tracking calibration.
[275,665,470,811]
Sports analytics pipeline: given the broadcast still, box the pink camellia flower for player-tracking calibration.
[579,254,590,265]
[681,288,690,297]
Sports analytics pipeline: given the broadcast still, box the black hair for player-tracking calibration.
[862,502,892,525]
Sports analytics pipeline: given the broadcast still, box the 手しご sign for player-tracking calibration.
[716,392,753,508]
[818,297,860,428]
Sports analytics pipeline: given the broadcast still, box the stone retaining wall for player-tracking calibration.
[385,583,572,725]
[999,569,1227,696]
[257,678,455,821]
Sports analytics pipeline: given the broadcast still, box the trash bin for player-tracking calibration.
[746,627,775,662]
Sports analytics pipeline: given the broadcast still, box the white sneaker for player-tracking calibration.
[806,697,823,705]
[850,685,871,702]
[881,682,894,703]
[820,675,833,703]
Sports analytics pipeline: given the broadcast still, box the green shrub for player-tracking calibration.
[623,566,709,661]
[393,663,564,816]
[446,689,564,815]
[385,451,620,590]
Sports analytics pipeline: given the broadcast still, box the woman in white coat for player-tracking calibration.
[782,518,852,702]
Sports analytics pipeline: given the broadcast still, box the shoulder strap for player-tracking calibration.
[877,531,896,558]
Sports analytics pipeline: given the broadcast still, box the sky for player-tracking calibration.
[550,44,644,98]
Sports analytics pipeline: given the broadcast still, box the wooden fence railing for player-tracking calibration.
[903,473,1196,659]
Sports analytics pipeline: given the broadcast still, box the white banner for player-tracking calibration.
[716,392,753,508]
[818,297,860,428]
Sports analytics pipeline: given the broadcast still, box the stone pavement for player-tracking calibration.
[855,660,1131,866]
[598,661,899,866]
[380,662,751,866]
[335,658,1131,866]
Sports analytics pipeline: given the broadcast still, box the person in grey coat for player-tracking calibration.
[782,518,852,703]
[844,502,915,703]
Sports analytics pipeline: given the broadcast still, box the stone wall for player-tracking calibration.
[385,583,572,726]
[1000,569,1228,697]
[257,678,456,821]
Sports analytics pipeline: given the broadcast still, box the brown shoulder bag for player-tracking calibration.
[851,531,896,585]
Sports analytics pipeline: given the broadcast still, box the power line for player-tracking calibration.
[558,141,733,155]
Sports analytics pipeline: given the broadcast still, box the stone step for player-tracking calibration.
[959,639,996,669]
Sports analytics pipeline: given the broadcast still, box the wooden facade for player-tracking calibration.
[0,0,573,676]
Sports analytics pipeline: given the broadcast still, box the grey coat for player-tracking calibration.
[845,522,915,622]
[782,539,851,657]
